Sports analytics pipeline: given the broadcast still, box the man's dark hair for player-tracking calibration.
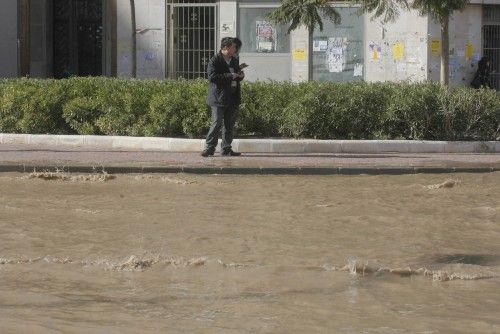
[233,37,242,52]
[220,37,235,50]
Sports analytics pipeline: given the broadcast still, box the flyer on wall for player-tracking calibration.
[256,21,276,52]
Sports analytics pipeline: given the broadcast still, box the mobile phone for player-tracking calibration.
[239,63,249,69]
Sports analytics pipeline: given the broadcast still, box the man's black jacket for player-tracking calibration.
[206,52,242,107]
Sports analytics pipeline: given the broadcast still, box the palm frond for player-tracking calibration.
[266,0,341,34]
[357,0,409,22]
[321,6,341,25]
[411,0,469,23]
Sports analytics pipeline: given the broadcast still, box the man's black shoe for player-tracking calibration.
[201,149,215,157]
[221,149,241,157]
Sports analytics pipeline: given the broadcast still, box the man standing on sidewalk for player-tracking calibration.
[201,37,244,157]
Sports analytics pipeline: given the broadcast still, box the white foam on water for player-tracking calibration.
[336,258,498,281]
[0,254,248,272]
[1,254,497,281]
[133,175,197,185]
[425,179,460,190]
[22,171,116,182]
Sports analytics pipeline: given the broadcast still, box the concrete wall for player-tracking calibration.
[0,0,19,78]
[135,0,165,78]
[427,5,483,86]
[470,0,500,4]
[219,0,237,45]
[117,0,166,78]
[362,4,487,87]
[2,0,493,84]
[290,27,309,82]
[364,9,429,83]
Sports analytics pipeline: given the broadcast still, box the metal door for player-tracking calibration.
[167,2,217,79]
[483,5,500,90]
[53,0,103,78]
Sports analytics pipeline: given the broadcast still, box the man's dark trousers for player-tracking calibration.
[205,105,239,152]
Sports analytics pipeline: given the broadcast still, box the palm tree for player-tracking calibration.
[267,0,342,81]
[359,0,470,86]
[130,0,137,78]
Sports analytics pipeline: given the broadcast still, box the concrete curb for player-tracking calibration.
[1,134,499,154]
[0,164,498,175]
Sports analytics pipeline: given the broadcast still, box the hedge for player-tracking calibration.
[0,77,498,140]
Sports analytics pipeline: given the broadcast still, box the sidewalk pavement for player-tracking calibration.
[1,143,499,175]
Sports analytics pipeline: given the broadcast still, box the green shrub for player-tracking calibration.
[383,82,446,140]
[181,79,211,138]
[279,82,331,139]
[0,77,498,140]
[16,80,70,134]
[95,79,162,136]
[144,82,186,137]
[443,87,500,140]
[240,81,298,137]
[0,79,38,133]
[63,97,102,135]
[279,82,390,139]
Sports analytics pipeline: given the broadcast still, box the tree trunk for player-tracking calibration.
[440,16,449,86]
[130,0,137,78]
[308,28,314,81]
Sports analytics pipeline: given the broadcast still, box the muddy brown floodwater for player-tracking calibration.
[1,172,499,333]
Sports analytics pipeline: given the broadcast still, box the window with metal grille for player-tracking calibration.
[166,1,217,79]
[483,5,500,90]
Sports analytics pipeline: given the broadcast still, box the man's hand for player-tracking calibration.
[232,72,245,80]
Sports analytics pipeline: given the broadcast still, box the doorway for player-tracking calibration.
[52,0,103,78]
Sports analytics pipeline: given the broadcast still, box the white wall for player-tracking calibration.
[116,1,132,77]
[470,0,500,4]
[0,0,19,78]
[117,0,166,78]
[427,5,483,86]
[364,9,429,83]
[112,0,490,86]
[219,0,237,46]
[290,26,308,82]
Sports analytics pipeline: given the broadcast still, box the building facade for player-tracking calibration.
[1,0,499,89]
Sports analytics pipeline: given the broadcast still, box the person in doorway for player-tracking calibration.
[202,37,245,157]
[471,56,493,89]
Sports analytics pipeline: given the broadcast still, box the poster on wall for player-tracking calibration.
[392,41,405,60]
[465,43,474,60]
[430,39,441,56]
[353,63,363,77]
[292,49,306,60]
[313,40,328,52]
[256,21,276,53]
[368,42,382,61]
[327,37,348,73]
